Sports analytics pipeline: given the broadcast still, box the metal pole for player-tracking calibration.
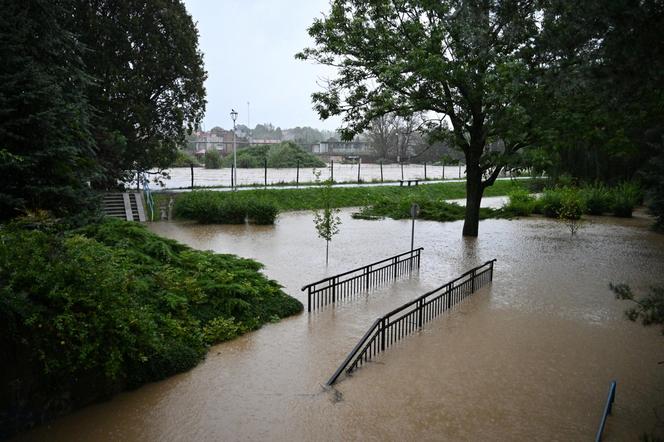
[233,127,237,190]
[296,159,300,187]
[400,162,404,180]
[330,160,334,182]
[459,163,461,179]
[190,163,194,189]
[411,216,415,252]
[424,162,427,180]
[442,160,445,180]
[357,157,361,183]
[264,158,267,188]
[380,160,383,182]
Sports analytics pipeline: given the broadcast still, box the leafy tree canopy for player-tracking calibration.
[0,0,99,220]
[73,0,207,188]
[298,0,542,236]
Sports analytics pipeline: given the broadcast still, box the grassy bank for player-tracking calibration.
[0,218,302,437]
[218,141,325,168]
[169,179,534,224]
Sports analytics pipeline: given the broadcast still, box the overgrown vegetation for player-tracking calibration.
[0,218,302,437]
[611,283,664,335]
[174,192,279,224]
[220,142,325,168]
[171,150,201,167]
[204,150,223,169]
[168,179,529,222]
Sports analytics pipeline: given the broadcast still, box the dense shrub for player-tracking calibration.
[204,150,223,169]
[582,184,613,215]
[353,194,496,222]
[502,188,536,217]
[220,142,325,168]
[247,200,279,225]
[173,191,279,224]
[540,188,564,218]
[170,150,200,167]
[611,182,641,217]
[0,219,302,436]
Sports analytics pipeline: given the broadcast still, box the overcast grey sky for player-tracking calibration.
[182,0,341,132]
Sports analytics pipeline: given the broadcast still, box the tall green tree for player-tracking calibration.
[0,0,98,220]
[298,0,541,236]
[72,0,207,188]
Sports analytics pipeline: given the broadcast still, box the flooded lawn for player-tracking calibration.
[19,211,664,441]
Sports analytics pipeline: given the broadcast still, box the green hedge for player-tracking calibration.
[173,192,279,224]
[0,218,302,437]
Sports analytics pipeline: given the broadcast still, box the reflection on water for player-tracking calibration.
[19,212,664,441]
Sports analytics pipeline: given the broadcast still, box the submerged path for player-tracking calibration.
[19,211,664,441]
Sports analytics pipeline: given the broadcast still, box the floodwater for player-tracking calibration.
[18,211,664,441]
[158,163,467,189]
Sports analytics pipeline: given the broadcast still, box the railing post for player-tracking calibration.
[365,266,370,290]
[332,277,336,304]
[393,257,398,279]
[307,286,312,313]
[417,249,421,268]
[490,260,494,281]
[380,318,386,351]
[447,284,452,309]
[471,269,476,292]
[418,299,423,328]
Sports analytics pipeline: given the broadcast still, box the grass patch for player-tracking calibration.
[167,179,530,223]
[0,218,302,436]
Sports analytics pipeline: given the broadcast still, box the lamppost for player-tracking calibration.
[230,109,238,190]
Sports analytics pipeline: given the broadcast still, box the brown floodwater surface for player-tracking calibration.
[18,211,664,441]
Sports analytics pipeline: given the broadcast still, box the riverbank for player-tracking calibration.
[0,218,302,439]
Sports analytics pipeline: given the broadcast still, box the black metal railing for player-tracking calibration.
[326,259,496,386]
[302,248,423,312]
[595,381,617,442]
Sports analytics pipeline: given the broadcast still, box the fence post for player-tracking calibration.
[380,160,383,182]
[442,160,445,180]
[296,159,300,187]
[264,158,267,188]
[458,163,461,179]
[231,164,234,188]
[424,162,427,180]
[357,157,361,183]
[400,162,404,180]
[190,163,194,189]
[330,160,334,183]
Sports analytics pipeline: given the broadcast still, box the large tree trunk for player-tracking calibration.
[462,159,484,237]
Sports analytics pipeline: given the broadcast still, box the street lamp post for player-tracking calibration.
[230,109,238,190]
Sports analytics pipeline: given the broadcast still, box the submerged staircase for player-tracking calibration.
[101,192,146,222]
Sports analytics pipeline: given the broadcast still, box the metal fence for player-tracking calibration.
[326,259,496,386]
[302,248,423,312]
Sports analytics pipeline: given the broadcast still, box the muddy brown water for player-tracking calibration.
[18,210,664,441]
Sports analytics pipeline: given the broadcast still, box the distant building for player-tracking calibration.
[312,140,373,160]
[187,130,249,155]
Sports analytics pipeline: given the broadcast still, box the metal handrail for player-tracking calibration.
[302,248,423,312]
[326,259,496,385]
[595,381,617,442]
[301,248,424,290]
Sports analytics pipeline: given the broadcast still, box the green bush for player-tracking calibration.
[502,188,536,217]
[173,191,278,224]
[220,142,325,168]
[582,183,613,215]
[540,188,564,218]
[170,150,200,167]
[0,219,302,435]
[557,187,585,220]
[204,150,223,169]
[247,200,279,225]
[611,182,641,217]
